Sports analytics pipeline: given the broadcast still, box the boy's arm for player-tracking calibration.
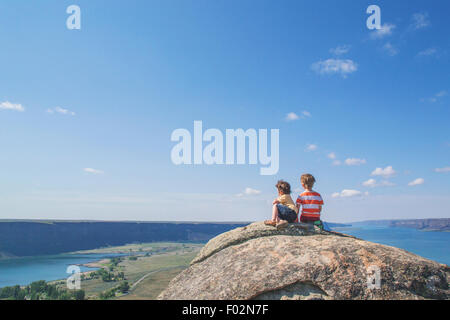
[295,196,301,214]
[273,196,280,205]
[275,194,286,205]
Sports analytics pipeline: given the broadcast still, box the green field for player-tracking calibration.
[72,242,202,255]
[118,267,187,300]
[65,242,202,299]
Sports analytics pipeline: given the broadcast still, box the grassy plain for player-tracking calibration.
[63,242,202,299]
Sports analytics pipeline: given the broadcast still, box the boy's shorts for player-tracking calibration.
[300,215,320,223]
[276,204,297,223]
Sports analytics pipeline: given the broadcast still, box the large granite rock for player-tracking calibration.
[158,222,449,300]
[190,221,343,265]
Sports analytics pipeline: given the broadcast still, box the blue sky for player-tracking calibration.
[0,0,449,222]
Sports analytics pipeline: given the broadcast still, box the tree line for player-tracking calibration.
[0,280,85,300]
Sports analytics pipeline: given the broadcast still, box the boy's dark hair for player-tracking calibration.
[301,174,316,189]
[276,180,291,195]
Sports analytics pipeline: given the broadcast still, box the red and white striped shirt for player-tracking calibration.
[296,191,324,220]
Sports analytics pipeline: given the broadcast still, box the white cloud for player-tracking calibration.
[83,168,104,175]
[332,189,363,198]
[327,152,336,159]
[408,178,424,186]
[417,47,437,57]
[383,42,398,56]
[345,158,366,166]
[435,167,450,173]
[301,110,311,118]
[47,106,75,116]
[422,90,447,103]
[362,179,377,187]
[0,101,25,112]
[327,153,341,165]
[371,166,396,178]
[305,144,318,152]
[363,178,395,188]
[411,12,430,30]
[244,187,261,195]
[370,23,396,39]
[311,59,358,78]
[285,110,311,121]
[329,45,351,56]
[285,112,299,121]
[236,187,262,197]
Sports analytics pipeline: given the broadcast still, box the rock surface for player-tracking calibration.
[190,222,344,265]
[158,222,449,300]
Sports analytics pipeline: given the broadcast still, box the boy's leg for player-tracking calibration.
[264,205,279,226]
[272,204,280,222]
[275,205,290,229]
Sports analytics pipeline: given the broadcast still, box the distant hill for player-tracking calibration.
[389,219,450,231]
[0,220,248,258]
[323,222,352,228]
[353,218,450,232]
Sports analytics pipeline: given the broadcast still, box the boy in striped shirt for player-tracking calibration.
[296,174,324,223]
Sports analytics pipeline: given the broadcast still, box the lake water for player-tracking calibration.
[330,224,450,266]
[0,253,127,288]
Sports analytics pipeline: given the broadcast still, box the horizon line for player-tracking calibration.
[0,218,448,224]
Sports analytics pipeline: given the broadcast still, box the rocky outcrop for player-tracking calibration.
[158,222,449,300]
[190,222,345,265]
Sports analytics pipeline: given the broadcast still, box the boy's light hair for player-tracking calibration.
[301,174,316,190]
